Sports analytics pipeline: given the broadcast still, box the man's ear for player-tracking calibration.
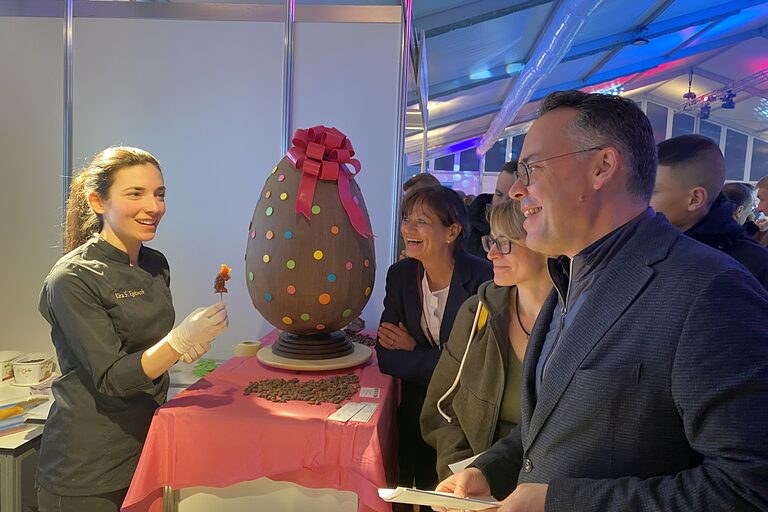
[734,205,745,221]
[88,191,105,215]
[688,187,708,212]
[592,147,620,190]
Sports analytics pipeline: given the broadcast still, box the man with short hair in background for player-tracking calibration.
[652,135,768,288]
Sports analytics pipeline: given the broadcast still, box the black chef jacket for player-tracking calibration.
[37,236,175,495]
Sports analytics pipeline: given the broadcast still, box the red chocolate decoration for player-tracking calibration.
[214,264,232,294]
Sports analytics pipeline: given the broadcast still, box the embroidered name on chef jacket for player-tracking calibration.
[114,289,146,300]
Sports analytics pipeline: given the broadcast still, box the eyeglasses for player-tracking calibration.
[515,146,604,186]
[481,235,514,255]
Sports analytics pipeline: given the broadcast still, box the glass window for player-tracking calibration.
[459,148,480,172]
[509,133,526,161]
[699,121,721,145]
[671,113,694,138]
[751,138,768,181]
[484,139,507,173]
[724,129,748,181]
[646,102,668,144]
[433,154,455,171]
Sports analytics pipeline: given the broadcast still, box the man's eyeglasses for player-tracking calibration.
[515,146,604,186]
[481,235,514,255]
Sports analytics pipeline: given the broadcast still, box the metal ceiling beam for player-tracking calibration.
[566,0,762,62]
[408,0,761,105]
[417,0,554,38]
[535,26,767,101]
[692,67,768,100]
[666,19,723,57]
[579,0,673,81]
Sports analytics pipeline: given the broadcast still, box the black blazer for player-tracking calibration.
[474,213,768,510]
[376,250,493,387]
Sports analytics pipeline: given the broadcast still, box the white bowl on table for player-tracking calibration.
[0,351,24,382]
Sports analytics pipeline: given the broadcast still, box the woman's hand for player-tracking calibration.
[378,321,417,351]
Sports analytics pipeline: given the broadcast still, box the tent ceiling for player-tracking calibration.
[408,0,768,155]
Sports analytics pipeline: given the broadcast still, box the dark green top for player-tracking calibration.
[37,236,174,495]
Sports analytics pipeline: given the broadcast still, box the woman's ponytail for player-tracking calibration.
[64,171,100,252]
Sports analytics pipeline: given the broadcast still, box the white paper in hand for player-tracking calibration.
[378,487,499,510]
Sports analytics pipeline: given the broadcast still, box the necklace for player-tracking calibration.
[515,287,531,337]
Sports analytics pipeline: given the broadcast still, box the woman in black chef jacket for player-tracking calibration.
[36,147,228,512]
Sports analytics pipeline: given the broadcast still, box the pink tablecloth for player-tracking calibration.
[122,333,396,512]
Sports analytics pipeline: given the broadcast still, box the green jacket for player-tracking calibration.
[420,281,519,480]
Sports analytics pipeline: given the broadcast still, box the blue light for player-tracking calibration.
[469,69,493,80]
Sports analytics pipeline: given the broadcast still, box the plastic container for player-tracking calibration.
[12,353,54,385]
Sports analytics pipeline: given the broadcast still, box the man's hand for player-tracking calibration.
[432,467,492,511]
[377,322,417,351]
[497,483,547,512]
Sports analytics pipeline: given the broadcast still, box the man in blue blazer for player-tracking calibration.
[436,91,768,511]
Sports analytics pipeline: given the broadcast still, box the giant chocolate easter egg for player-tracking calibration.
[246,126,375,335]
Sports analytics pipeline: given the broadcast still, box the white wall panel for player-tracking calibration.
[0,17,64,354]
[291,17,401,331]
[73,18,284,359]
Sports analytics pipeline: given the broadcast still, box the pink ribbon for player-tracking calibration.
[286,126,372,238]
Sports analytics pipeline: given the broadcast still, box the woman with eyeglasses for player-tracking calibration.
[420,199,552,481]
[376,185,492,502]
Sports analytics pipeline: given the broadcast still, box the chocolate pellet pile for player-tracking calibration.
[346,332,377,347]
[244,374,360,405]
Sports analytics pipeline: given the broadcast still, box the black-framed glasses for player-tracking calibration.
[515,146,604,186]
[481,235,514,255]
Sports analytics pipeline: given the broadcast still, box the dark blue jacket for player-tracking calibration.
[376,250,492,388]
[474,212,768,511]
[686,192,768,290]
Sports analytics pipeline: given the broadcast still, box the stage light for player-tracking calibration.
[700,105,711,119]
[721,90,736,109]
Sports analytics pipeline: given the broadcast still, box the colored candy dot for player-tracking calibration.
[327,273,337,283]
[345,261,353,270]
[262,254,270,263]
[286,259,296,269]
[278,174,286,182]
[330,226,340,235]
[280,192,288,200]
[313,250,324,260]
[318,293,331,305]
[363,259,370,268]
[265,207,273,216]
[300,313,310,321]
[249,230,256,239]
[265,230,274,240]
[365,287,371,296]
[284,231,293,240]
[282,316,293,325]
[265,191,272,198]
[315,324,326,330]
[342,308,352,318]
[287,284,296,295]
[248,272,254,281]
[264,292,272,302]
[271,166,278,174]
[311,205,321,215]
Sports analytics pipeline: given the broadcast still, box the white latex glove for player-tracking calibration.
[180,341,211,364]
[167,301,228,355]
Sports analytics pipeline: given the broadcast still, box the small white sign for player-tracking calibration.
[327,402,366,422]
[359,387,380,398]
[349,402,379,423]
